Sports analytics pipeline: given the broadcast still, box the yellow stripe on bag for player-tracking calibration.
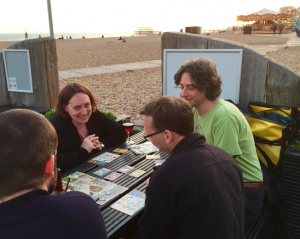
[249,105,291,116]
[256,143,281,167]
[245,116,286,141]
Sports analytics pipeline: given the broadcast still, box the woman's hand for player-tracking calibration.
[80,134,99,153]
[93,138,103,151]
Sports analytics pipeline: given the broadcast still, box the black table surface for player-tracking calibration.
[62,131,170,238]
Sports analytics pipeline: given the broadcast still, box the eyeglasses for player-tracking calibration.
[143,130,165,140]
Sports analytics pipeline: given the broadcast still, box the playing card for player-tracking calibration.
[117,165,134,173]
[146,155,161,160]
[113,148,128,154]
[110,189,146,216]
[104,172,122,181]
[93,168,111,176]
[88,159,107,166]
[155,160,165,166]
[129,169,146,178]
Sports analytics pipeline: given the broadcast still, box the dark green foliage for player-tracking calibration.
[44,109,117,121]
[101,111,117,120]
[292,139,300,152]
[45,109,56,120]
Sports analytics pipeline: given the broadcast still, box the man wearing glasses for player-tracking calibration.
[136,96,244,239]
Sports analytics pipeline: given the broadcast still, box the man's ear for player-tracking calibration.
[45,155,55,179]
[165,130,173,144]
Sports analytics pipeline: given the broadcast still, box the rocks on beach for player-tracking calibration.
[1,33,299,120]
[60,67,162,120]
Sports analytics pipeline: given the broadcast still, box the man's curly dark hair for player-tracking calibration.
[174,58,222,101]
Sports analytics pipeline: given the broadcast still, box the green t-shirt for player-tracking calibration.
[193,98,263,182]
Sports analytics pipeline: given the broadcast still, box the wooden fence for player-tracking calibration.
[161,32,300,109]
[0,37,59,109]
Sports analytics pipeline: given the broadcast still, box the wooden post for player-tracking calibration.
[0,37,59,108]
[267,59,300,107]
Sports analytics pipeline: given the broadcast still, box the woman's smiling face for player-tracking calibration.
[64,92,92,126]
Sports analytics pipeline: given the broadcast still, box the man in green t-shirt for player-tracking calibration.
[174,57,263,226]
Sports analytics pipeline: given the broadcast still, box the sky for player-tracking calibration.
[0,0,299,34]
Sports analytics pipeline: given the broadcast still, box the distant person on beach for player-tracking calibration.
[25,31,28,40]
[118,36,123,40]
[0,109,107,239]
[39,35,41,38]
[102,35,104,38]
[50,83,126,173]
[122,38,126,42]
[272,22,277,35]
[136,96,244,238]
[297,24,300,37]
[83,36,85,39]
[279,22,284,36]
[70,36,72,39]
[175,58,263,226]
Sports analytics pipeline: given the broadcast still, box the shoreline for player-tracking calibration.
[0,33,156,43]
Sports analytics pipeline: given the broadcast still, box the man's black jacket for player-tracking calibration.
[136,133,245,239]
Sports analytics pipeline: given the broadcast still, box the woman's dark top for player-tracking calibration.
[50,110,126,173]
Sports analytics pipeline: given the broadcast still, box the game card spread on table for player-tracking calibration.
[93,168,111,176]
[129,169,146,178]
[62,171,128,205]
[104,172,122,181]
[110,189,146,216]
[117,165,134,173]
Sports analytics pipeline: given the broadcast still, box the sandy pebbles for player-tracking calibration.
[1,33,299,120]
[59,67,162,120]
[204,33,289,45]
[56,36,161,71]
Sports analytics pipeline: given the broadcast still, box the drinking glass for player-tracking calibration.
[123,117,135,145]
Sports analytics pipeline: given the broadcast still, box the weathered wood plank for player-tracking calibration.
[161,33,178,93]
[266,60,300,107]
[7,38,46,107]
[0,38,59,108]
[207,38,267,108]
[239,49,268,108]
[192,35,208,49]
[43,37,59,108]
[0,52,10,105]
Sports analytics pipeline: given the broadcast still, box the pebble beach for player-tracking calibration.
[1,33,299,120]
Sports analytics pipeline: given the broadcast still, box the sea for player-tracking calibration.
[0,32,136,42]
